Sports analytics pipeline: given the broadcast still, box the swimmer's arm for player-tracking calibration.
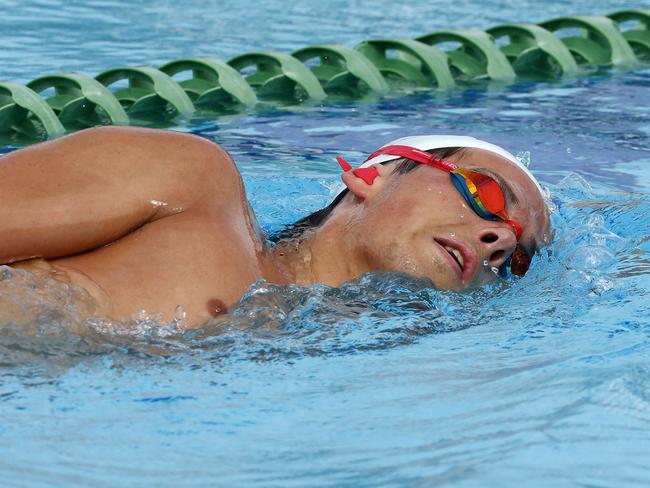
[0,126,242,263]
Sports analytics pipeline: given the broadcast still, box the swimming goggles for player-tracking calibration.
[336,145,532,276]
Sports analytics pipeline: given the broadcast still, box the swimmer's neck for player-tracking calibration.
[269,211,370,287]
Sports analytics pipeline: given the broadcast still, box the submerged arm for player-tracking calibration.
[0,126,241,264]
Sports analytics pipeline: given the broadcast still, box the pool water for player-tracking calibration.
[1,1,650,486]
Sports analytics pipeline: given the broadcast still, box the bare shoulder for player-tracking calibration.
[47,126,244,212]
[43,125,222,152]
[120,126,246,210]
[69,126,241,181]
[10,125,241,185]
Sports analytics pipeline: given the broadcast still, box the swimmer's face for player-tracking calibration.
[345,148,550,290]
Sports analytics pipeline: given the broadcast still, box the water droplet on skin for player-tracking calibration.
[450,233,456,238]
[0,267,14,280]
[483,259,489,267]
[174,304,187,320]
[490,266,500,275]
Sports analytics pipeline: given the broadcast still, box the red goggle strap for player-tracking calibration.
[337,145,458,187]
[364,145,459,172]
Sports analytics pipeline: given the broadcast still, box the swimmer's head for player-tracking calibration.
[273,136,551,290]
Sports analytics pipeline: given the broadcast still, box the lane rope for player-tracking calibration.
[0,9,647,143]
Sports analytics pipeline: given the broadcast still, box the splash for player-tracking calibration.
[516,150,531,168]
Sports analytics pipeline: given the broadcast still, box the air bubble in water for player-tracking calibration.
[594,278,614,293]
[588,214,605,227]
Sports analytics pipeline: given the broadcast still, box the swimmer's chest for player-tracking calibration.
[47,209,271,326]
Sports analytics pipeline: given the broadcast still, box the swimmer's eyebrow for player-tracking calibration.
[473,167,520,208]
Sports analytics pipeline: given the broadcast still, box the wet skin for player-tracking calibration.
[322,147,552,291]
[0,127,549,328]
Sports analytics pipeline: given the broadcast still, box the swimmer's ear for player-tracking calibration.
[341,164,390,200]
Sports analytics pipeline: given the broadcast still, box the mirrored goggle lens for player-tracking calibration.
[452,169,506,216]
[450,172,495,220]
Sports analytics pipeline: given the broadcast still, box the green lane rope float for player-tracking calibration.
[539,16,638,68]
[0,8,648,144]
[416,29,516,82]
[227,52,326,102]
[0,81,65,138]
[292,45,389,95]
[355,39,455,89]
[95,66,195,118]
[159,57,258,109]
[26,73,129,130]
[486,24,579,79]
[607,10,650,60]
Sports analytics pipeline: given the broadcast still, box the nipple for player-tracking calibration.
[207,298,228,317]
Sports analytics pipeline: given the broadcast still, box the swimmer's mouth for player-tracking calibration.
[445,245,464,268]
[433,237,477,284]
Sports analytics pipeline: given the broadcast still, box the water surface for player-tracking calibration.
[0,1,649,486]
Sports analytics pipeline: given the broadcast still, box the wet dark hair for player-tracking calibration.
[269,146,465,244]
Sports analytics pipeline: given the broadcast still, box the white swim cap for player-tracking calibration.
[337,135,544,196]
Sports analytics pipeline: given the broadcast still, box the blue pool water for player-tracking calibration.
[1,1,650,486]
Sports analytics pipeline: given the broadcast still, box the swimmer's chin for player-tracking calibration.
[417,268,499,292]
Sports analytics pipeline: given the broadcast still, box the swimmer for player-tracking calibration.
[0,126,550,327]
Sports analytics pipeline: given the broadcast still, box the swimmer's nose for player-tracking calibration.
[478,226,517,269]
